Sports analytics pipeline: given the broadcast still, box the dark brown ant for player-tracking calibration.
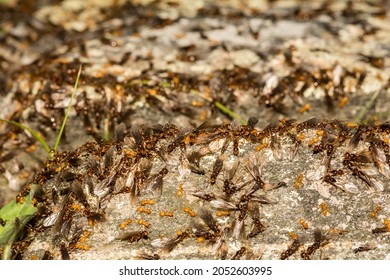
[368,138,390,179]
[277,181,287,188]
[229,120,243,156]
[247,117,258,129]
[199,209,220,235]
[230,247,247,260]
[52,194,74,238]
[151,231,190,253]
[270,134,283,160]
[190,121,226,146]
[296,118,327,132]
[372,218,390,234]
[277,119,297,135]
[379,121,390,133]
[128,125,144,149]
[179,152,205,176]
[281,238,302,260]
[213,227,230,260]
[323,169,358,193]
[87,212,106,227]
[166,129,191,154]
[210,155,224,185]
[186,184,216,202]
[224,177,253,198]
[301,230,328,260]
[245,154,266,189]
[343,152,384,191]
[131,158,153,197]
[247,202,265,238]
[115,230,149,243]
[0,151,16,164]
[220,137,231,155]
[354,70,366,90]
[232,210,247,240]
[347,125,367,152]
[72,181,89,210]
[114,123,127,143]
[133,251,160,260]
[285,132,302,161]
[192,209,221,243]
[103,146,115,172]
[353,243,377,254]
[262,121,279,136]
[85,155,102,177]
[67,228,85,251]
[359,54,384,69]
[372,227,388,234]
[192,223,218,243]
[144,167,168,196]
[15,183,33,204]
[186,152,206,175]
[41,250,53,260]
[210,196,240,211]
[334,120,352,144]
[223,160,239,196]
[60,243,70,260]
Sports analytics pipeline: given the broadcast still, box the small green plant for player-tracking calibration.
[190,89,247,125]
[0,66,82,259]
[0,185,37,260]
[353,89,382,123]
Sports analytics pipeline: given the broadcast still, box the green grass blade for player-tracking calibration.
[0,119,52,156]
[0,185,38,259]
[214,101,247,125]
[353,89,381,123]
[53,66,82,152]
[190,89,247,125]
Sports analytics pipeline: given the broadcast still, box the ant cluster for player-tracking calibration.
[259,65,368,114]
[15,118,390,259]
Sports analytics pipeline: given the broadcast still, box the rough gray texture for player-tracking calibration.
[21,119,390,260]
